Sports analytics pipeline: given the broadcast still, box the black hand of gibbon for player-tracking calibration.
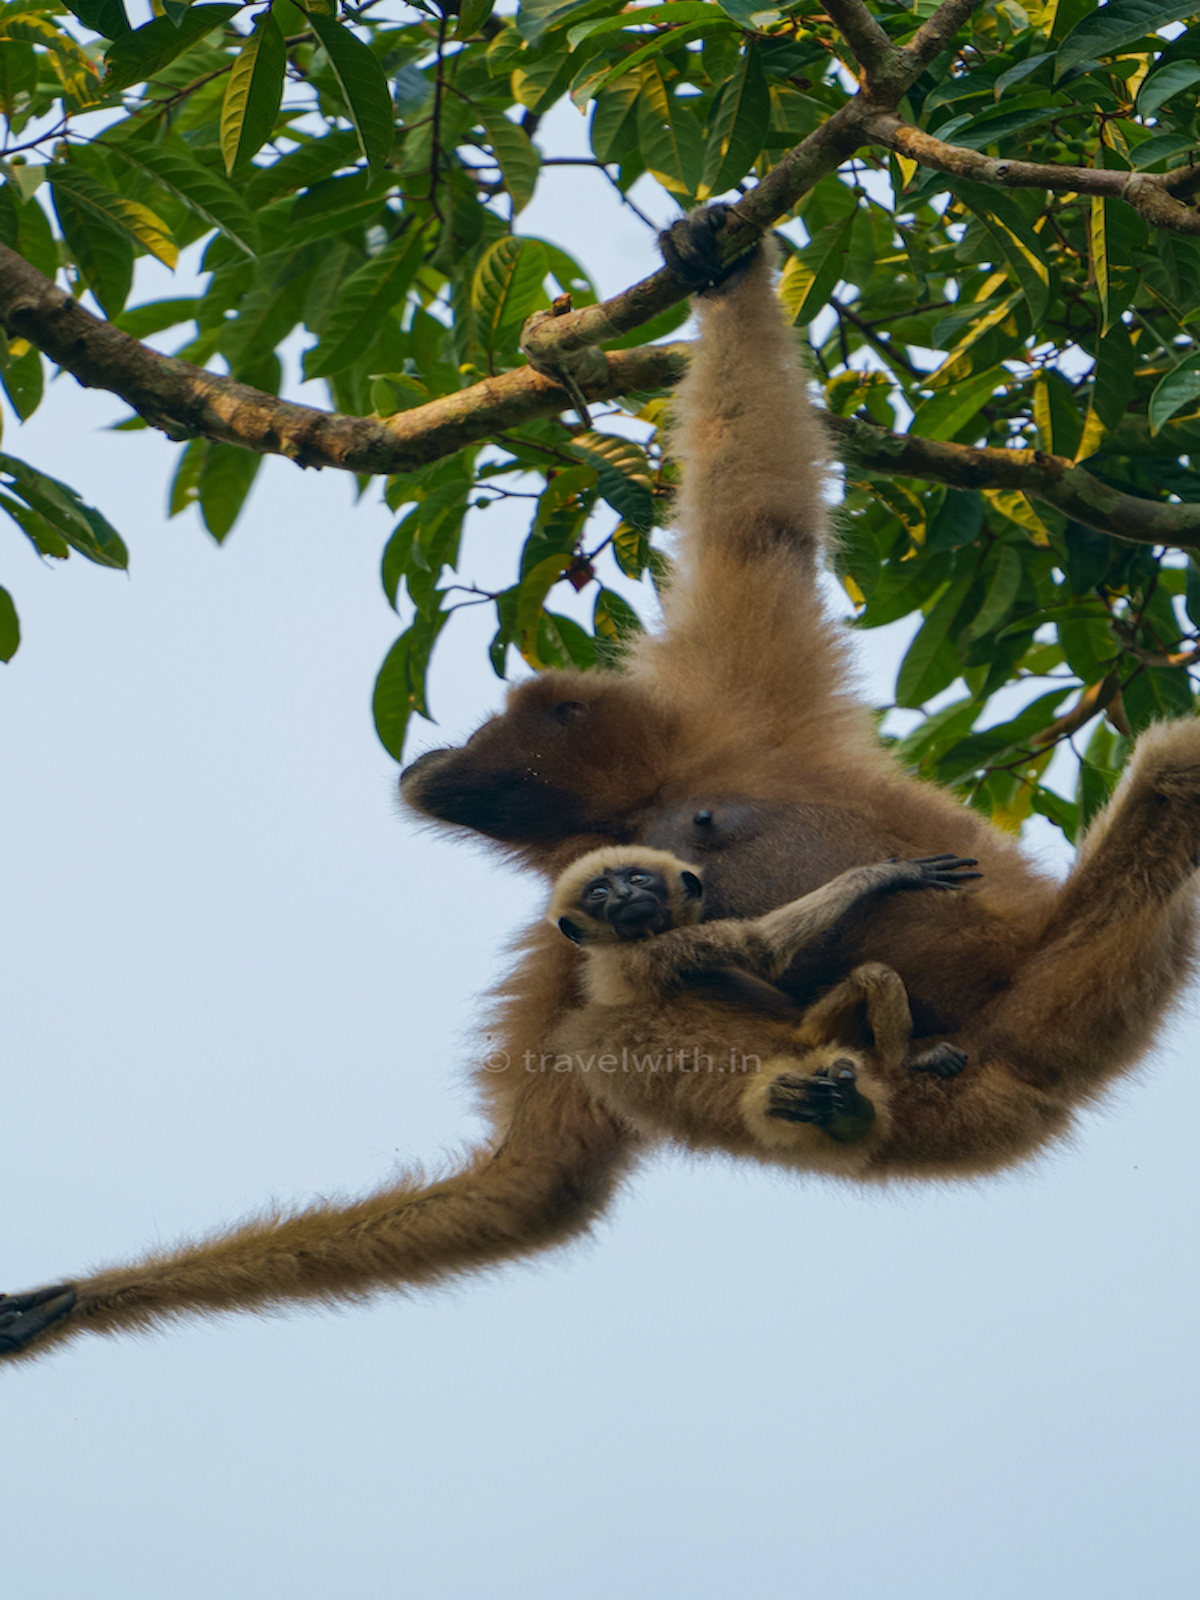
[894,855,981,892]
[659,203,760,294]
[0,1285,76,1353]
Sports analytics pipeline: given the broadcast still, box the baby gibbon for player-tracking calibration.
[7,204,1200,1362]
[545,847,975,1170]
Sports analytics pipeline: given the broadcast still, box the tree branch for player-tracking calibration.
[866,113,1200,236]
[0,242,687,473]
[904,0,987,74]
[829,413,1200,549]
[823,0,902,82]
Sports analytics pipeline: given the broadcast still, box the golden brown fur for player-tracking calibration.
[545,848,976,1176]
[5,213,1200,1363]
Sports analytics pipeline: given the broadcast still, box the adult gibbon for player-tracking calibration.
[5,204,1200,1362]
[545,846,977,1166]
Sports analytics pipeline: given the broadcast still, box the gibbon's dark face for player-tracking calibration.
[560,864,703,944]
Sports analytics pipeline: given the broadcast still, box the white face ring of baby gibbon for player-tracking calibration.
[549,846,705,947]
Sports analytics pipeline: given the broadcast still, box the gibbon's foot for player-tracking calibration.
[0,1285,76,1354]
[765,1060,876,1143]
[895,855,981,892]
[908,1043,968,1079]
[659,204,759,295]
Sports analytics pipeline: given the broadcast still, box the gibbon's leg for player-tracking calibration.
[972,718,1200,1097]
[0,1078,632,1363]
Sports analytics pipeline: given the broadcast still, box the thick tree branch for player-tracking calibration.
[0,243,687,472]
[866,113,1200,236]
[829,414,1200,549]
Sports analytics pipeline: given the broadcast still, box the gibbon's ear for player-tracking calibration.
[681,872,703,901]
[554,700,589,726]
[558,917,586,944]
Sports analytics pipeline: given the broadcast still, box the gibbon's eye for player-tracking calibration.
[585,882,610,902]
[627,872,651,887]
[554,700,589,726]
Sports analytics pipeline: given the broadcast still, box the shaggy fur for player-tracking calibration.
[5,218,1200,1363]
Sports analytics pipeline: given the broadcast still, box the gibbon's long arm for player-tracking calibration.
[627,855,980,995]
[0,1079,631,1362]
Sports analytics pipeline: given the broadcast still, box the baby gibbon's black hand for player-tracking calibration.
[0,1285,76,1354]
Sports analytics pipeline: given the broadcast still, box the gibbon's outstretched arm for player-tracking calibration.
[0,1079,631,1362]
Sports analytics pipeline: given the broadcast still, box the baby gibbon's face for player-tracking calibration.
[557,859,703,945]
[579,865,675,941]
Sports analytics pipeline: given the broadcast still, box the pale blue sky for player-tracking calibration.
[2,104,1198,1600]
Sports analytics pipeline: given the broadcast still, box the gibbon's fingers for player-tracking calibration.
[908,1044,969,1079]
[905,856,981,890]
[659,203,758,293]
[0,1285,76,1354]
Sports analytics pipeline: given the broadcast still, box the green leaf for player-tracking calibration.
[63,0,131,39]
[954,180,1050,324]
[1093,321,1135,433]
[1136,58,1200,116]
[570,2,719,45]
[197,440,263,541]
[594,586,642,659]
[569,432,654,530]
[926,488,983,553]
[0,451,127,567]
[592,17,735,97]
[1076,756,1118,832]
[304,227,427,379]
[220,8,287,176]
[373,629,414,759]
[0,582,19,662]
[1033,370,1083,458]
[1,344,43,421]
[472,235,549,360]
[1149,350,1200,432]
[590,73,642,162]
[104,6,241,92]
[968,545,1023,638]
[1123,664,1195,730]
[0,41,37,115]
[455,0,495,40]
[480,109,541,214]
[114,297,201,338]
[895,570,975,708]
[1057,1,1196,78]
[635,64,704,198]
[778,211,856,326]
[305,11,395,172]
[106,135,260,257]
[48,163,178,269]
[697,45,769,201]
[910,365,1006,442]
[49,178,134,316]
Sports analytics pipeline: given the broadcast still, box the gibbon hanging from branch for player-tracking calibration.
[5,206,1200,1363]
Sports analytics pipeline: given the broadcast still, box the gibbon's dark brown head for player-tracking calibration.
[549,846,704,946]
[399,672,676,846]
